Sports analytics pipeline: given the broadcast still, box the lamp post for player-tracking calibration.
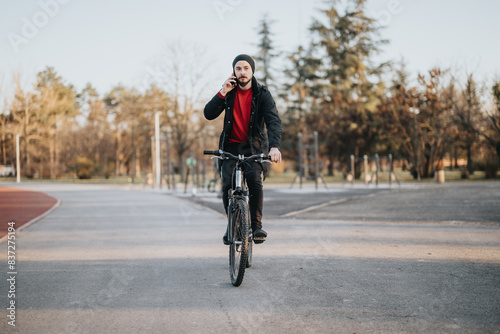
[16,134,20,183]
[411,107,421,181]
[155,112,161,188]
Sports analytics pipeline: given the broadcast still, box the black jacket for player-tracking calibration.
[203,77,281,155]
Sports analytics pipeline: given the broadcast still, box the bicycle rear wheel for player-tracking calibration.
[229,199,249,286]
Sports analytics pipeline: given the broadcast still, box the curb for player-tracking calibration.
[0,198,62,244]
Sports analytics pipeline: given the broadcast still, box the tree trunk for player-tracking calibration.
[453,145,459,169]
[49,137,55,179]
[99,148,105,178]
[496,141,500,168]
[1,134,6,165]
[39,155,44,179]
[115,132,120,176]
[135,146,141,178]
[466,140,474,175]
[131,125,136,183]
[178,152,185,183]
[327,154,334,176]
[55,129,60,177]
[25,139,29,176]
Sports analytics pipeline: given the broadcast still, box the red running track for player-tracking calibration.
[0,186,58,239]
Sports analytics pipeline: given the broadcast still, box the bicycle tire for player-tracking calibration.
[229,199,249,286]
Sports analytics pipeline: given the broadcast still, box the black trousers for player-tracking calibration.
[221,143,264,230]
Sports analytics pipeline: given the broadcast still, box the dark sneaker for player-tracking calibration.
[253,228,267,244]
[223,229,230,245]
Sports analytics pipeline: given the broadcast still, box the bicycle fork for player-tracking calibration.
[228,161,245,246]
[227,155,254,247]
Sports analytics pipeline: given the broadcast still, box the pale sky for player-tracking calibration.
[1,0,499,100]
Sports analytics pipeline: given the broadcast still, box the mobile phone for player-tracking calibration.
[231,71,238,87]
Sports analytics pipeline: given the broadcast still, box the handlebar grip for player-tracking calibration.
[203,150,220,155]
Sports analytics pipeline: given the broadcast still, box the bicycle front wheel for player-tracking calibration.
[229,199,249,286]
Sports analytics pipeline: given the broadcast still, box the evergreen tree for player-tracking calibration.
[255,14,277,89]
[309,0,388,174]
[281,45,322,164]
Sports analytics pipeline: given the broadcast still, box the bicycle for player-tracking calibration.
[203,149,271,286]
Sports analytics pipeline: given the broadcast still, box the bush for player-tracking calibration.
[75,156,95,179]
[484,160,499,179]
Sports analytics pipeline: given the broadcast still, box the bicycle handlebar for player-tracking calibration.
[203,150,222,156]
[203,149,271,162]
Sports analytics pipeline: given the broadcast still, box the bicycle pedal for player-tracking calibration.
[253,237,265,244]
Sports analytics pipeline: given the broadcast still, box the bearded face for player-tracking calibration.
[234,60,253,88]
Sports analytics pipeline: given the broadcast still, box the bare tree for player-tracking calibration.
[451,74,482,175]
[105,85,149,180]
[9,76,41,177]
[484,81,500,170]
[145,40,214,180]
[415,68,456,177]
[33,67,79,178]
[0,74,11,166]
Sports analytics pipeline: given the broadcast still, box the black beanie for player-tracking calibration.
[232,54,255,73]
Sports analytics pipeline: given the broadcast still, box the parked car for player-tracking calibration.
[0,165,16,177]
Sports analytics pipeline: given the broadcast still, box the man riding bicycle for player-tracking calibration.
[203,54,282,245]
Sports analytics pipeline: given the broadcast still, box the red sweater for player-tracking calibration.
[221,86,253,143]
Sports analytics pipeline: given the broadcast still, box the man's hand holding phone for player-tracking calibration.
[220,74,237,97]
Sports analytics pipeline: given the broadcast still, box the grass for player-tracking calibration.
[266,169,499,184]
[0,175,146,184]
[0,169,498,185]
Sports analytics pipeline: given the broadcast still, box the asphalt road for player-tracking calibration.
[0,182,499,333]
